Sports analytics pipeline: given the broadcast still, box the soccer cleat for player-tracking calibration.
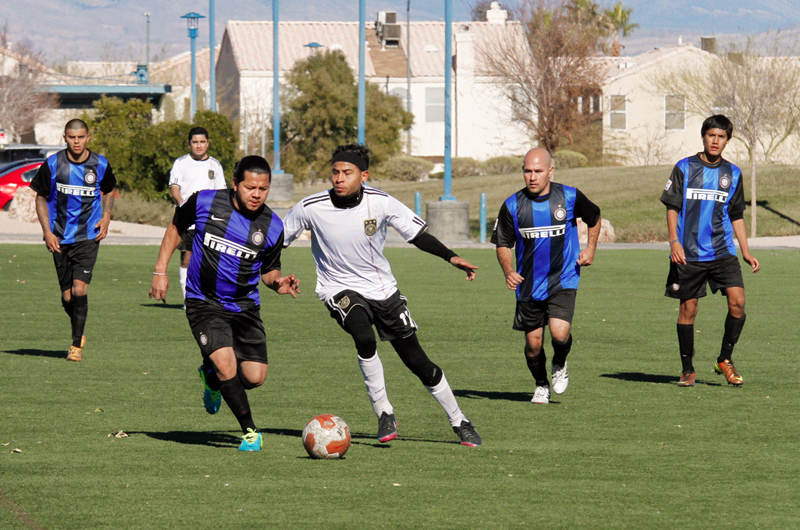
[715,359,743,386]
[80,335,87,348]
[453,420,481,447]
[531,385,551,404]
[377,412,398,443]
[198,365,222,414]
[238,428,262,451]
[551,361,569,394]
[66,346,82,362]
[678,371,696,387]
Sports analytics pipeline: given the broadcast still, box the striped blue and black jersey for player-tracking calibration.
[30,150,116,244]
[492,183,601,302]
[660,154,745,262]
[175,189,284,312]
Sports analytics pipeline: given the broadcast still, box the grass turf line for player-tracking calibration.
[1,245,799,529]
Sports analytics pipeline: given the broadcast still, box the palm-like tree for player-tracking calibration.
[604,1,639,57]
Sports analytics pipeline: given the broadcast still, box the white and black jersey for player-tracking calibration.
[283,186,426,303]
[169,154,226,204]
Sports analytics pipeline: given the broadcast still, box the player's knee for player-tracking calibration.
[71,282,88,297]
[728,296,745,317]
[524,342,543,357]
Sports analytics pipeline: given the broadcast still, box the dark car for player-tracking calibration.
[0,159,44,210]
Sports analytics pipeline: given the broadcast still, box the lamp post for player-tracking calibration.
[182,12,205,122]
[209,0,216,111]
[272,0,282,174]
[442,0,455,201]
[357,0,366,144]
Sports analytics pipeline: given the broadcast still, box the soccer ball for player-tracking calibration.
[302,414,351,459]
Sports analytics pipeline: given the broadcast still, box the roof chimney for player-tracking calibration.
[701,37,717,54]
[486,2,508,25]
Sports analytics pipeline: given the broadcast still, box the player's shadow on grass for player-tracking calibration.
[130,430,243,448]
[453,389,532,402]
[141,303,185,310]
[600,372,721,386]
[3,348,65,359]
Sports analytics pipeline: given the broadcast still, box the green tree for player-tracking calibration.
[603,1,639,57]
[280,50,413,179]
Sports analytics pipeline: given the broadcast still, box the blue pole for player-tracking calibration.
[209,0,215,111]
[441,0,455,201]
[272,0,283,173]
[480,193,487,243]
[190,30,197,121]
[358,0,366,144]
[415,191,421,217]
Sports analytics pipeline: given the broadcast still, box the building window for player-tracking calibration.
[390,87,411,113]
[665,95,685,130]
[609,95,626,130]
[425,87,445,123]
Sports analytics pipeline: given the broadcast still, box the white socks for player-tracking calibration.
[425,373,467,427]
[357,352,393,417]
[179,266,188,301]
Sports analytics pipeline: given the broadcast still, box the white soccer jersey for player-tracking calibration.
[168,154,226,204]
[283,186,426,303]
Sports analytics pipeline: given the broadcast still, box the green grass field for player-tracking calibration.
[294,164,800,242]
[1,244,799,529]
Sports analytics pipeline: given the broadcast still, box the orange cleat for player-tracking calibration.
[66,346,82,362]
[678,372,696,387]
[715,359,743,385]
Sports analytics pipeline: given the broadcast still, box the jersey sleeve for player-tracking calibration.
[491,202,516,248]
[386,195,426,242]
[660,165,684,211]
[212,159,227,190]
[727,172,746,220]
[29,162,52,197]
[100,163,116,194]
[574,189,601,227]
[282,201,309,246]
[260,231,284,274]
[173,192,198,233]
[168,159,182,188]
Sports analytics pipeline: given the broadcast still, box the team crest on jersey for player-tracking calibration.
[337,296,351,309]
[719,175,731,189]
[208,169,215,180]
[554,206,567,221]
[364,219,377,236]
[252,230,265,246]
[200,333,208,346]
[85,170,96,185]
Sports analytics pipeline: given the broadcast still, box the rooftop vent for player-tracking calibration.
[701,37,717,54]
[377,11,401,48]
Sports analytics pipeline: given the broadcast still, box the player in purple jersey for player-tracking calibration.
[660,115,760,387]
[31,119,116,362]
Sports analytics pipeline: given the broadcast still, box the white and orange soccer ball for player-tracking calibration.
[302,414,351,459]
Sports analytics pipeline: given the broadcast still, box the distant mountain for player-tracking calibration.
[4,0,798,62]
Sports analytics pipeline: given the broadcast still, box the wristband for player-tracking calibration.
[153,272,168,276]
[669,239,680,246]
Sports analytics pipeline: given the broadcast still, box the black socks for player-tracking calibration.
[219,378,257,433]
[718,314,746,363]
[551,334,573,368]
[525,346,548,387]
[71,295,88,348]
[677,323,694,374]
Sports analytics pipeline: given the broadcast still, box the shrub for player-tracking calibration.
[554,150,588,169]
[112,191,175,226]
[451,157,482,178]
[381,156,435,182]
[482,156,523,176]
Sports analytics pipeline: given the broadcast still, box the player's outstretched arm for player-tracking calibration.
[496,246,523,290]
[262,270,301,298]
[149,221,182,302]
[410,231,477,280]
[449,256,478,281]
[731,218,760,273]
[577,215,601,266]
[35,195,60,253]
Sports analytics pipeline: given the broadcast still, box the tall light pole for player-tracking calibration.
[406,0,412,155]
[272,0,283,174]
[144,12,151,70]
[182,12,205,122]
[357,0,366,144]
[442,0,455,200]
[209,0,216,112]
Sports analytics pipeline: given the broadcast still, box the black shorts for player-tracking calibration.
[185,298,268,363]
[665,255,744,300]
[52,239,100,291]
[177,228,195,252]
[327,289,418,342]
[513,289,577,332]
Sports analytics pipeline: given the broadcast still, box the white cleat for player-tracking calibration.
[531,385,550,404]
[551,362,569,395]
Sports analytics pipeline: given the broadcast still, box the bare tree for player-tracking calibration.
[653,35,800,237]
[480,0,607,152]
[0,25,54,143]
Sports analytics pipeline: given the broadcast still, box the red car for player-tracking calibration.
[0,160,43,210]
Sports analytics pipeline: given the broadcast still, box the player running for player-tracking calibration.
[283,144,482,447]
[168,127,227,305]
[660,114,760,387]
[150,156,300,451]
[31,119,116,362]
[492,147,601,404]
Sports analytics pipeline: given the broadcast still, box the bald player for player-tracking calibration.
[491,148,602,404]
